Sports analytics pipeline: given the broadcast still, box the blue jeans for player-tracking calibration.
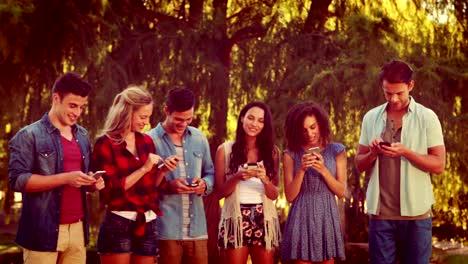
[97,212,158,256]
[369,218,432,264]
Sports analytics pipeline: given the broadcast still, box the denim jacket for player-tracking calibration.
[147,123,214,240]
[8,113,91,251]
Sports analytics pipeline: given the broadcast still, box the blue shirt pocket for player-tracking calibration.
[192,151,203,175]
[37,148,57,175]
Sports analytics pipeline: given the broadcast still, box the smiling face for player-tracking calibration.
[241,106,265,138]
[51,93,88,128]
[383,79,413,112]
[131,103,153,132]
[164,107,194,136]
[302,115,321,147]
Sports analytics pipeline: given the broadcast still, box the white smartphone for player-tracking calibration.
[240,162,258,171]
[187,182,199,187]
[93,170,106,179]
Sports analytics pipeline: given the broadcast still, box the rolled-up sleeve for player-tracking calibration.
[8,129,34,192]
[201,136,214,195]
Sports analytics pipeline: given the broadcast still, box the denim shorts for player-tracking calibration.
[97,212,158,256]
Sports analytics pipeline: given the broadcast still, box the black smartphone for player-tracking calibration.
[93,170,106,179]
[379,141,391,147]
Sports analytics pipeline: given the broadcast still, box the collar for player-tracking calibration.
[111,132,145,149]
[379,96,416,120]
[407,96,416,113]
[41,112,78,134]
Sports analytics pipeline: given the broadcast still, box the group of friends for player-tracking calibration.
[8,59,446,264]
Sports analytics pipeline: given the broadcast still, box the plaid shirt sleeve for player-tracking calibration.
[92,136,127,208]
[142,135,167,213]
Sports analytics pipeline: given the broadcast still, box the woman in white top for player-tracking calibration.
[215,101,281,264]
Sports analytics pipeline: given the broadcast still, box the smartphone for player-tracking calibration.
[241,162,258,170]
[157,162,166,169]
[187,182,199,187]
[158,156,180,169]
[93,170,106,179]
[305,147,320,154]
[379,141,391,147]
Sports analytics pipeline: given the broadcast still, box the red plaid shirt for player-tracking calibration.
[92,132,167,236]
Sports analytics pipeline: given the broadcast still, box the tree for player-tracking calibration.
[0,0,467,254]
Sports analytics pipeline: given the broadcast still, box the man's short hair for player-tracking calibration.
[52,72,92,98]
[379,60,413,85]
[166,87,195,113]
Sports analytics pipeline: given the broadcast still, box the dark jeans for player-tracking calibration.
[97,212,158,256]
[369,218,432,264]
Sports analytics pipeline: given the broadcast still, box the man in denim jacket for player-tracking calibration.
[8,73,104,264]
[147,87,214,264]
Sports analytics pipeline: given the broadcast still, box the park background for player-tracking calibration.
[0,0,467,263]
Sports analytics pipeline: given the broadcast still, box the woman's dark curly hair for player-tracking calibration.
[284,101,331,153]
[228,101,276,179]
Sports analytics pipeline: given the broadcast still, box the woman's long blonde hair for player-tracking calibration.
[100,85,153,144]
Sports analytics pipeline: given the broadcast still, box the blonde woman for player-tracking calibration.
[92,86,179,264]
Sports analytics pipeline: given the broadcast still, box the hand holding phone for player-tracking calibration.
[379,141,391,147]
[92,170,106,179]
[305,147,320,160]
[158,155,180,169]
[305,147,320,155]
[241,163,259,176]
[247,162,259,171]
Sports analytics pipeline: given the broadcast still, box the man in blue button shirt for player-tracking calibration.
[148,87,214,264]
[8,73,105,264]
[355,60,446,264]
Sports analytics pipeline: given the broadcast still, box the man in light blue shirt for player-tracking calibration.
[355,60,445,264]
[147,87,214,264]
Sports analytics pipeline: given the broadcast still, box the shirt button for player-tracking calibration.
[185,163,188,166]
[190,214,193,217]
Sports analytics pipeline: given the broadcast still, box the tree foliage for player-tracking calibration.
[0,0,467,252]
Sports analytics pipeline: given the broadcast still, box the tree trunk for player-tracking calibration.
[303,0,333,33]
[202,1,229,263]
